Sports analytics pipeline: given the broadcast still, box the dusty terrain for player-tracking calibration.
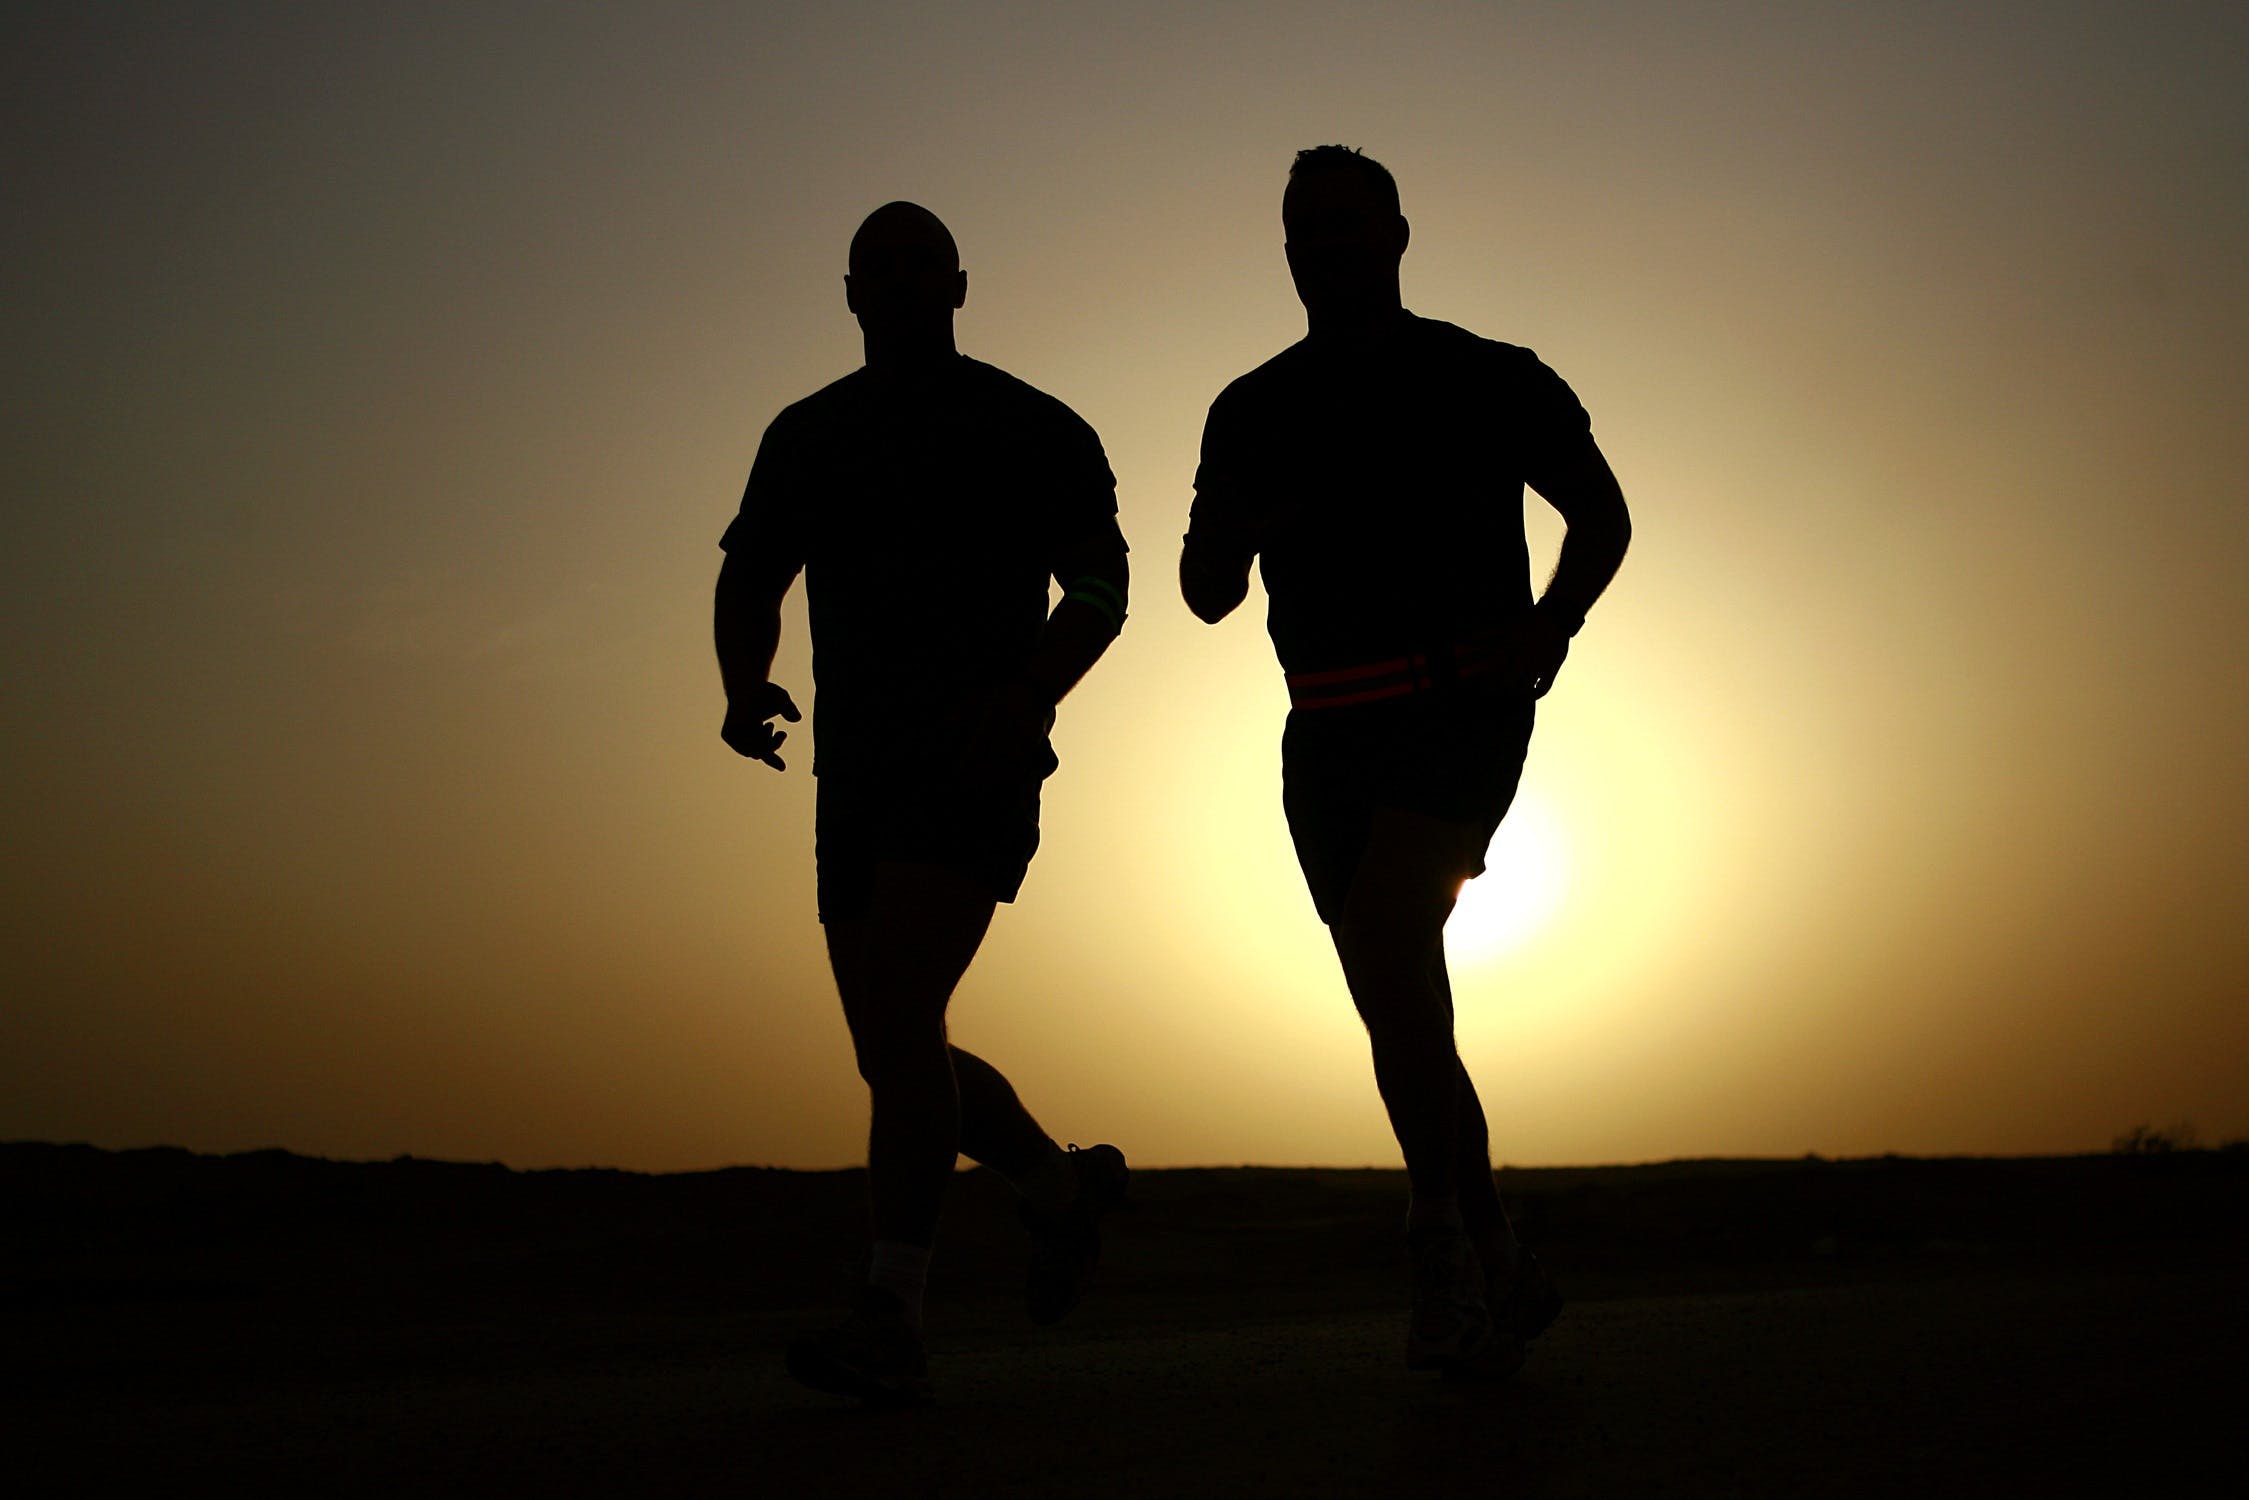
[8,1147,2241,1495]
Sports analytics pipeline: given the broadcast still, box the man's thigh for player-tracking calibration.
[825,862,998,1040]
[1333,805,1484,953]
[1283,692,1532,926]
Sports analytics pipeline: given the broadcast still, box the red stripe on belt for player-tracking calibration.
[1285,642,1513,710]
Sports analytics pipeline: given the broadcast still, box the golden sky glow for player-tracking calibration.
[4,3,2245,1169]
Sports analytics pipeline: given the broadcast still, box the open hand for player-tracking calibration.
[721,681,801,770]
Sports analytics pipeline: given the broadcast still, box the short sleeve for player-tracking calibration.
[1186,384,1261,555]
[718,407,811,571]
[1507,347,1595,471]
[1040,403,1124,562]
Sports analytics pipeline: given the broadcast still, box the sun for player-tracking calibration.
[1445,792,1570,964]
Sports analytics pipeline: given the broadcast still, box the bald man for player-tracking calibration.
[1183,148,1631,1379]
[715,202,1131,1407]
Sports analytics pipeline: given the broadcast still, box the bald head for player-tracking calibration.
[845,201,967,359]
[849,201,959,277]
[1281,148,1408,330]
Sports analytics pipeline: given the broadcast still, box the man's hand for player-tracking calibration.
[1519,609,1574,699]
[721,681,802,770]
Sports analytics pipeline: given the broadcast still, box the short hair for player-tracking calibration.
[1287,146,1401,217]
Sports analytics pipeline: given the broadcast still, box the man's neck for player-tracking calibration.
[861,326,959,377]
[1303,301,1413,346]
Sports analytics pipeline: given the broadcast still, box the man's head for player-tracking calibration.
[845,202,967,344]
[1282,146,1408,319]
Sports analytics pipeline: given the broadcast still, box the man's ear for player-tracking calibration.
[952,269,969,310]
[844,274,859,315]
[1394,215,1411,256]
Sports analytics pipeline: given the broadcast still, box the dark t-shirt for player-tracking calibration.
[721,356,1121,776]
[1189,315,1593,674]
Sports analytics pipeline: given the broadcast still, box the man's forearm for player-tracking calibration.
[714,553,784,701]
[1538,504,1631,629]
[1529,441,1632,630]
[1025,557,1129,706]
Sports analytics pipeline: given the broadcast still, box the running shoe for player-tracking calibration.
[1496,1246,1563,1342]
[784,1286,933,1408]
[1444,1246,1562,1382]
[1020,1142,1129,1325]
[1404,1224,1491,1370]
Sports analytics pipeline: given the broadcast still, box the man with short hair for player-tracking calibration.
[1181,147,1632,1377]
[717,201,1130,1407]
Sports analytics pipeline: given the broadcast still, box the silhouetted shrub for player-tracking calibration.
[2111,1122,2200,1155]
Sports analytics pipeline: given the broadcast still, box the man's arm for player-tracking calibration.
[961,526,1128,779]
[1518,438,1632,696]
[1529,440,1632,625]
[1028,529,1130,707]
[714,548,802,769]
[1180,388,1260,624]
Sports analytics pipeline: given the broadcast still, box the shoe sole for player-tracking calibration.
[1405,1313,1492,1372]
[1440,1265,1563,1382]
[1439,1334,1528,1383]
[785,1340,934,1409]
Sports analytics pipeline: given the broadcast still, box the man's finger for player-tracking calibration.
[757,749,787,771]
[778,696,802,723]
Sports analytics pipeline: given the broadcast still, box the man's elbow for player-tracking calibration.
[1572,485,1631,559]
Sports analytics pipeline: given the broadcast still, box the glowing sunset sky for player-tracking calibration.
[5,2,2244,1170]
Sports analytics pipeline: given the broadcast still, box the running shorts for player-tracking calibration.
[814,769,1044,923]
[1280,685,1536,926]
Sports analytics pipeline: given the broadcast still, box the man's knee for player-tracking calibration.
[842,1003,949,1088]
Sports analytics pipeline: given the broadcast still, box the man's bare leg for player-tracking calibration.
[1427,956,1520,1279]
[1426,888,1561,1373]
[825,861,1001,1253]
[825,860,1069,1217]
[1330,807,1484,1204]
[822,859,1116,1331]
[950,1046,1064,1182]
[1329,806,1498,1365]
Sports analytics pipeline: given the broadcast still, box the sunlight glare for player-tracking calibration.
[1446,792,1569,965]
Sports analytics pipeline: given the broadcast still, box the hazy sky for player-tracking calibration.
[5,2,2244,1171]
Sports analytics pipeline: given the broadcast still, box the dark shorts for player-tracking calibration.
[814,769,1044,923]
[1281,685,1536,926]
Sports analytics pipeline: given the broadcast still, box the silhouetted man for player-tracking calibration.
[1180,148,1631,1378]
[716,202,1130,1407]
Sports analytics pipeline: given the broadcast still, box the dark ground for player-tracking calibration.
[6,1144,2243,1495]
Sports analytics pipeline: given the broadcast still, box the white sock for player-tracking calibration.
[1011,1140,1077,1215]
[1406,1192,1464,1232]
[868,1240,931,1328]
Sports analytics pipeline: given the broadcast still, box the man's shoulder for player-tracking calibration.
[1211,338,1315,413]
[766,368,868,437]
[1410,315,1541,367]
[957,356,1097,435]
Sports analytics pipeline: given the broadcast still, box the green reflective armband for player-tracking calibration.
[1063,574,1127,632]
